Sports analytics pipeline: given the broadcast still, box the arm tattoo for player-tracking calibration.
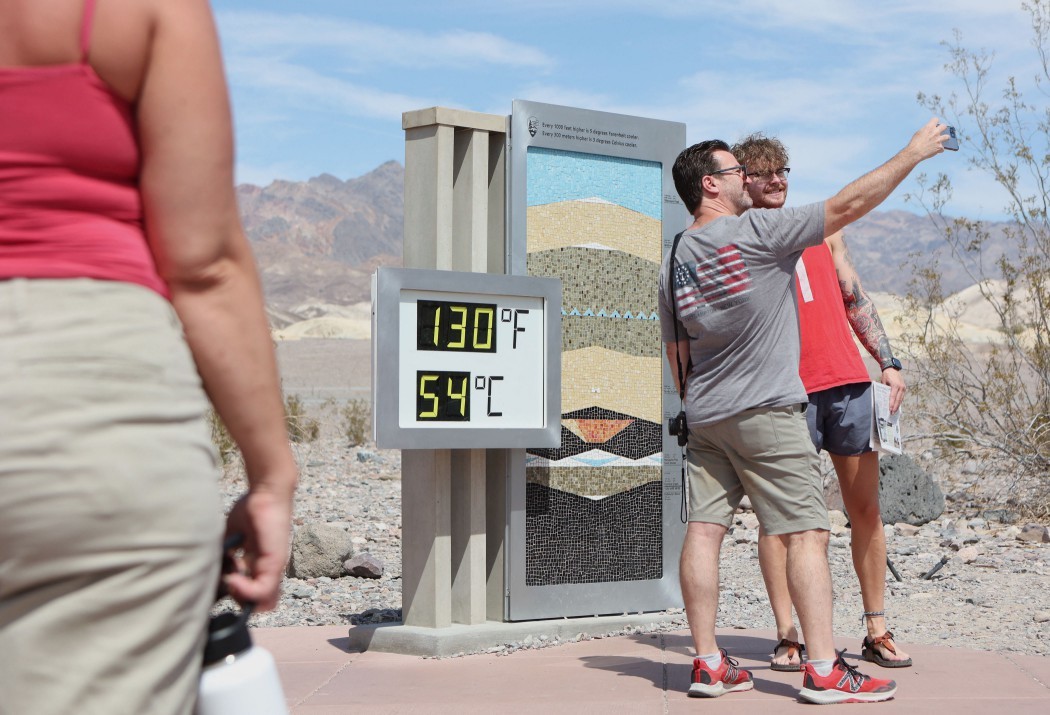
[838,253,893,365]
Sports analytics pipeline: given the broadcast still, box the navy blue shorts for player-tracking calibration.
[806,381,873,456]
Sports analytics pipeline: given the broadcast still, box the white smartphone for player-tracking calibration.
[942,125,959,151]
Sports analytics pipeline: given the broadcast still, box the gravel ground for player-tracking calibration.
[217,427,1050,659]
[215,339,1050,658]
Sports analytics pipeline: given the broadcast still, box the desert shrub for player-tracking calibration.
[342,398,371,446]
[207,409,239,466]
[900,1,1050,513]
[285,394,320,443]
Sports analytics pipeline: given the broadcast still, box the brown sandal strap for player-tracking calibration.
[775,638,804,655]
[866,631,898,655]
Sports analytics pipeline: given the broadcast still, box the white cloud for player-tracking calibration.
[437,0,1024,31]
[501,84,623,116]
[216,11,554,71]
[228,56,448,121]
[667,70,881,141]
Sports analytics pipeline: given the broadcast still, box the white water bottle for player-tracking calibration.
[195,607,289,715]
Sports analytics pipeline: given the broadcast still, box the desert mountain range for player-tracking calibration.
[237,161,1017,342]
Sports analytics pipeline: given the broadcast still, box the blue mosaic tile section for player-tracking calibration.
[527,147,662,220]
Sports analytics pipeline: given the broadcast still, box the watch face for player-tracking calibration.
[888,358,902,370]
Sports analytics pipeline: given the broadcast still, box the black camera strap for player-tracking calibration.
[668,230,687,403]
[667,230,689,523]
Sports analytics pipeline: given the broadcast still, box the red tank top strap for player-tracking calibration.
[80,0,98,62]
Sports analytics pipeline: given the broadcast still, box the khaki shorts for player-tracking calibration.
[0,279,224,715]
[687,403,830,535]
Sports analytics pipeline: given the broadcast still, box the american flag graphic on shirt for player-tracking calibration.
[673,244,752,318]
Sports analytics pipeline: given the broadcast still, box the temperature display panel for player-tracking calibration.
[371,267,561,449]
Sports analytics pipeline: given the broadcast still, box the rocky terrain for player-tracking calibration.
[218,434,1050,657]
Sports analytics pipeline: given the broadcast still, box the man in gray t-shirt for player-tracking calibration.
[659,123,948,703]
[660,203,824,425]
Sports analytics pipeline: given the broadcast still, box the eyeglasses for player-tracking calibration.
[709,164,747,178]
[747,167,791,182]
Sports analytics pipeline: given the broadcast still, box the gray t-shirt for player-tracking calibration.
[658,203,826,426]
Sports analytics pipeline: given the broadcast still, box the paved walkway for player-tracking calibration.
[255,624,1050,713]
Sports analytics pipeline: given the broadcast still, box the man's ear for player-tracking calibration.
[701,174,719,196]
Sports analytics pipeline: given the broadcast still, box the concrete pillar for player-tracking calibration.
[450,449,487,624]
[401,107,508,626]
[400,449,451,628]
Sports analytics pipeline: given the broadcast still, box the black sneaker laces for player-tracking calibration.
[719,649,743,680]
[834,650,869,687]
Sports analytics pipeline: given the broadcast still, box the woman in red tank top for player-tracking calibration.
[0,2,297,713]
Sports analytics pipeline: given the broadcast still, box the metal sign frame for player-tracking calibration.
[372,266,561,449]
[505,100,689,620]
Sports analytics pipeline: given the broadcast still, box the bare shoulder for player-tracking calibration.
[91,0,221,102]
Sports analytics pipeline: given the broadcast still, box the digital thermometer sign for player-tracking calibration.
[372,267,561,449]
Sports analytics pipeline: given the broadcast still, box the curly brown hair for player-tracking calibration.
[731,133,789,175]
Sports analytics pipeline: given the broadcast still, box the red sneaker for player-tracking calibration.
[688,649,754,698]
[799,652,897,704]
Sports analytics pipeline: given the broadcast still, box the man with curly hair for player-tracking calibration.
[731,133,911,671]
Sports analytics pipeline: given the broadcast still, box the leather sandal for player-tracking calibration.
[769,638,805,672]
[861,631,913,668]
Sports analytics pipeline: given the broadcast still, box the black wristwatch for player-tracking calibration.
[881,357,902,371]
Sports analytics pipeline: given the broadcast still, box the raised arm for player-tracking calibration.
[824,118,948,237]
[827,232,906,413]
[135,0,297,610]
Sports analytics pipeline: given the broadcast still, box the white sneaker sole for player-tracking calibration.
[688,680,754,698]
[798,684,897,704]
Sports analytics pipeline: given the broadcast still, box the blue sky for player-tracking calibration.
[213,0,1039,221]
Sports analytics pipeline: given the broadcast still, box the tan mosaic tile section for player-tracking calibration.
[562,347,661,422]
[526,465,661,498]
[526,201,663,263]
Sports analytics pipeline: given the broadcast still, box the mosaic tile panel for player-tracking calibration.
[525,481,663,585]
[560,316,659,356]
[526,146,664,588]
[528,248,659,326]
